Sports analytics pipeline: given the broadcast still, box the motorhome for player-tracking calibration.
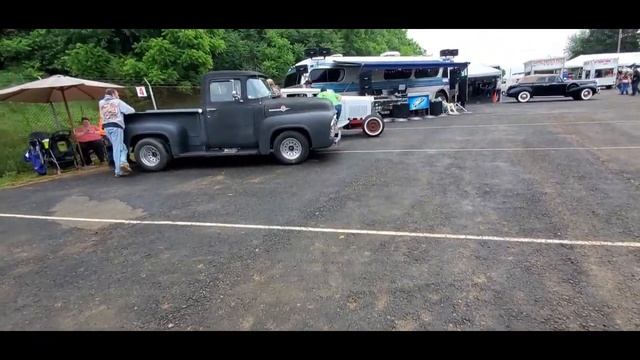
[283,53,468,104]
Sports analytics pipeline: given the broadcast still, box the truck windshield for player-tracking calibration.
[247,77,274,99]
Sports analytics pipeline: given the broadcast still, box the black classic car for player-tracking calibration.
[123,71,340,171]
[505,75,599,103]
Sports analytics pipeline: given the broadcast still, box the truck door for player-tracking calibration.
[204,78,258,148]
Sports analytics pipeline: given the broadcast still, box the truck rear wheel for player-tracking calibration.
[134,138,171,171]
[273,131,309,165]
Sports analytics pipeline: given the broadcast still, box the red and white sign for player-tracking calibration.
[524,57,566,73]
[584,58,618,68]
[135,86,148,97]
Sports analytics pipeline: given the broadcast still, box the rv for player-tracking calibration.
[283,53,468,105]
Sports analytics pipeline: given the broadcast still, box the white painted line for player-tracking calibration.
[468,110,593,117]
[386,120,640,131]
[324,146,640,154]
[1,213,639,248]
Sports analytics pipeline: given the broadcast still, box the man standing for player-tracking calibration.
[317,87,342,120]
[99,88,135,177]
[632,66,640,96]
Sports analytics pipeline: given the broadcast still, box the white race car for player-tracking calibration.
[280,88,385,137]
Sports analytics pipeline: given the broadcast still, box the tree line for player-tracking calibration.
[565,29,640,58]
[0,29,423,86]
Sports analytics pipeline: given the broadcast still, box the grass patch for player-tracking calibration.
[0,171,41,188]
[0,68,102,183]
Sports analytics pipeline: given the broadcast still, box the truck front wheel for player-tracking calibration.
[273,131,309,165]
[134,138,171,171]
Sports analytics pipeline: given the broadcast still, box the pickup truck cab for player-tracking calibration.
[124,71,340,171]
[505,74,599,103]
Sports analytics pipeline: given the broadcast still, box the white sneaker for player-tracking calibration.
[120,163,132,175]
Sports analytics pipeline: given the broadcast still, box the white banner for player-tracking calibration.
[584,58,618,69]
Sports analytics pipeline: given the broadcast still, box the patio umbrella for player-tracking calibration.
[0,75,125,167]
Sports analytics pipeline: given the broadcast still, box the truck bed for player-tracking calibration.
[124,109,206,154]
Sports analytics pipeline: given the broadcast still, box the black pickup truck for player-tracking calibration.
[124,71,340,171]
[506,74,599,103]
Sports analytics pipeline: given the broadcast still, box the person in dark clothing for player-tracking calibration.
[459,76,469,107]
[632,66,640,96]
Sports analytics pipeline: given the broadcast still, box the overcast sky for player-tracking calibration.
[407,29,580,75]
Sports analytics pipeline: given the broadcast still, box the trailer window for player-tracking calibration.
[414,68,440,78]
[595,68,614,78]
[383,69,412,80]
[309,68,345,83]
[209,79,241,102]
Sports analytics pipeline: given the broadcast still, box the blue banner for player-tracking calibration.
[408,94,429,111]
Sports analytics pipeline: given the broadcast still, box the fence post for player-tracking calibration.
[144,78,158,110]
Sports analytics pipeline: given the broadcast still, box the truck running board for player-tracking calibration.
[174,149,260,158]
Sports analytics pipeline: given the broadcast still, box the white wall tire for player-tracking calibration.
[362,115,384,137]
[516,91,531,103]
[580,88,593,100]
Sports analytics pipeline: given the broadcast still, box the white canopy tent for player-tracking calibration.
[565,52,640,68]
[467,63,502,79]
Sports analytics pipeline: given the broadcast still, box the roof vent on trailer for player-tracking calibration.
[380,51,401,57]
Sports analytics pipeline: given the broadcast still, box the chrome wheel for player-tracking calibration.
[140,145,161,167]
[279,138,302,160]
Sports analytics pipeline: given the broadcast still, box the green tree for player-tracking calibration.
[62,43,117,79]
[123,29,225,85]
[566,29,640,58]
[0,28,423,85]
[257,30,296,82]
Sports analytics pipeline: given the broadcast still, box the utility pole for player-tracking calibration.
[617,29,622,53]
